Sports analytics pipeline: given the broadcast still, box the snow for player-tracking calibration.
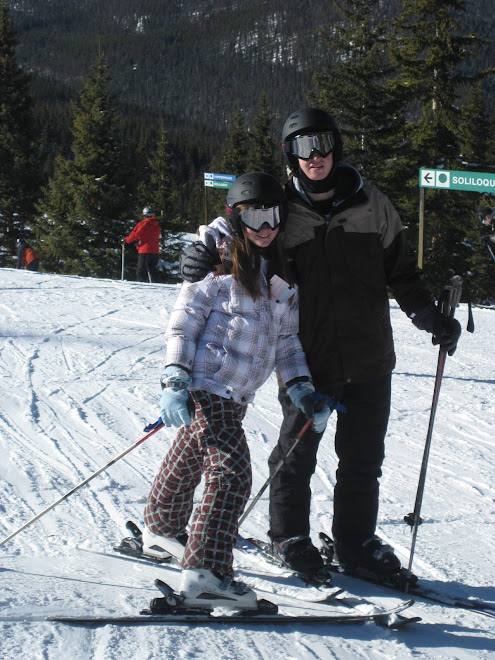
[0,267,494,659]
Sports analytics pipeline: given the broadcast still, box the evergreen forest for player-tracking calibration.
[1,0,494,302]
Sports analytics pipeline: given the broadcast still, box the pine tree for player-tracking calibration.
[459,82,492,170]
[486,109,495,167]
[138,123,179,228]
[0,1,40,266]
[390,0,494,295]
[247,93,280,178]
[457,83,495,302]
[309,0,408,200]
[136,122,186,281]
[35,54,133,277]
[220,108,249,176]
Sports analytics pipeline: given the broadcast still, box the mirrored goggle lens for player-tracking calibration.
[288,132,334,160]
[240,206,281,232]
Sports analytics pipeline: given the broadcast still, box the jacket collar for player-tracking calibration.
[290,162,363,209]
[282,163,366,250]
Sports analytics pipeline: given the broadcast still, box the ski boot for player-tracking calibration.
[144,574,277,615]
[323,533,418,588]
[142,526,188,562]
[271,535,332,585]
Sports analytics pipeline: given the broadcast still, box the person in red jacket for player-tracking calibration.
[16,239,40,271]
[125,206,161,282]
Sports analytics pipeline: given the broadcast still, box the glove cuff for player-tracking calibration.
[161,365,191,390]
[286,381,315,408]
[410,304,437,334]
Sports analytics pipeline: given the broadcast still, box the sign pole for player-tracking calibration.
[203,173,236,226]
[418,187,425,269]
[204,185,208,225]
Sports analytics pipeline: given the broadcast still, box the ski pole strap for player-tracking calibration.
[433,275,463,346]
[328,398,347,413]
[310,392,346,414]
[439,275,462,321]
[144,418,164,432]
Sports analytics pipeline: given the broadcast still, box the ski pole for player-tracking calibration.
[403,275,463,589]
[239,397,345,527]
[485,241,495,263]
[121,240,126,280]
[0,418,164,548]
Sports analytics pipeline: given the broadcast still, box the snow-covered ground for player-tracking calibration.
[0,267,494,659]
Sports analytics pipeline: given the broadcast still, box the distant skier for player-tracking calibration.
[124,206,161,282]
[141,173,332,611]
[16,239,40,271]
[479,206,495,250]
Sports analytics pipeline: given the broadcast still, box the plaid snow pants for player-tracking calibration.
[143,390,251,577]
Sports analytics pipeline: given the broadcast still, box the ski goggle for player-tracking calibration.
[282,132,335,160]
[239,206,281,232]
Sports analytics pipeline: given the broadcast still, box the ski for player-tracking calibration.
[318,532,495,619]
[47,596,417,629]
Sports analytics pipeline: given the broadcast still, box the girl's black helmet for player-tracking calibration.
[226,172,287,235]
[227,172,286,209]
[281,107,343,174]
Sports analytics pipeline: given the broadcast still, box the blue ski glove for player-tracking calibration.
[411,304,461,356]
[160,366,194,428]
[287,382,332,434]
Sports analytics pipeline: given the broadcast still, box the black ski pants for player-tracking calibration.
[137,253,159,283]
[268,374,391,547]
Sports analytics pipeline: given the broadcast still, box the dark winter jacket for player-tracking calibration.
[125,217,161,253]
[282,163,432,392]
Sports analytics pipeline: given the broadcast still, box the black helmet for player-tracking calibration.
[227,172,285,209]
[142,206,154,218]
[281,107,343,175]
[478,206,492,223]
[226,172,286,235]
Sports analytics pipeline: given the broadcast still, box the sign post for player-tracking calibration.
[203,172,236,224]
[418,168,495,267]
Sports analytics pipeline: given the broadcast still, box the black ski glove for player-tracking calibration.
[412,304,461,356]
[179,242,217,282]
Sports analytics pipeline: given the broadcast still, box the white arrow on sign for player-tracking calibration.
[421,170,436,187]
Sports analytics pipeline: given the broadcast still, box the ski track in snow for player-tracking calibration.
[0,269,494,659]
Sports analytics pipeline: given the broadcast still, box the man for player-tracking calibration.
[16,238,40,271]
[478,206,492,225]
[478,206,495,242]
[125,206,161,282]
[180,108,461,584]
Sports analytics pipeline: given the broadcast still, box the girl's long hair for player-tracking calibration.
[223,207,292,301]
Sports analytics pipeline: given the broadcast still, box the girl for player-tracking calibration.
[143,172,330,611]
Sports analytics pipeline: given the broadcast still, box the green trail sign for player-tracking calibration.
[204,172,236,189]
[203,172,236,222]
[419,168,495,192]
[204,180,232,189]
